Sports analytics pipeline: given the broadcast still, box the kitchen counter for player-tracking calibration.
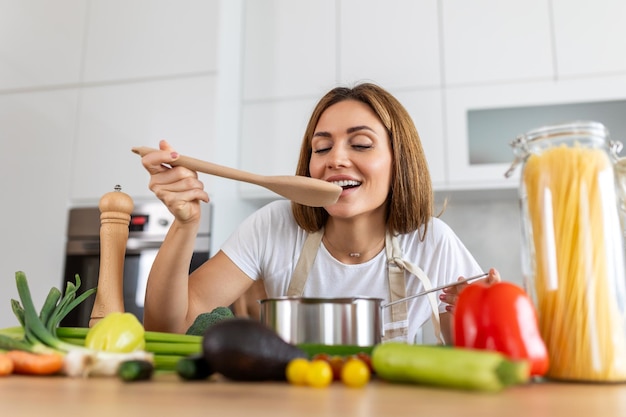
[1,373,625,417]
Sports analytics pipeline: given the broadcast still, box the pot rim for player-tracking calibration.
[258,296,384,305]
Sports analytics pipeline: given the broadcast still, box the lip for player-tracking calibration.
[325,174,361,184]
[324,175,362,195]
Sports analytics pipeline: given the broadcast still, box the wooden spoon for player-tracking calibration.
[132,146,342,207]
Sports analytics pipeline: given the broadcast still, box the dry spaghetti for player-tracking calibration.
[523,144,626,381]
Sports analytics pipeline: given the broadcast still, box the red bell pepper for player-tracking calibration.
[453,281,549,377]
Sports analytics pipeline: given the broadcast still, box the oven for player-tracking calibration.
[61,201,211,327]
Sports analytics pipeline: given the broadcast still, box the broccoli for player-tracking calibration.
[185,307,235,336]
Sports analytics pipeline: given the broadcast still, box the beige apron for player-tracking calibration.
[286,229,443,344]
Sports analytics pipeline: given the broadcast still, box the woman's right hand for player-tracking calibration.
[140,139,210,223]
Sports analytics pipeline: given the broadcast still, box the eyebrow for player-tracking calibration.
[313,125,375,138]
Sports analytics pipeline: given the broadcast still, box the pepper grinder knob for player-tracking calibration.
[89,185,134,327]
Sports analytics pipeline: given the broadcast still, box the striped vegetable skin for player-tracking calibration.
[371,343,529,392]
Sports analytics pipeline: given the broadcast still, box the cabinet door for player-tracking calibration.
[239,98,316,199]
[241,0,336,100]
[445,75,626,188]
[84,0,219,82]
[552,0,626,77]
[339,0,441,89]
[441,0,553,85]
[70,77,217,201]
[393,89,446,186]
[0,0,85,90]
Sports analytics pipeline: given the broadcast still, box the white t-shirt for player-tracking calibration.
[221,200,483,343]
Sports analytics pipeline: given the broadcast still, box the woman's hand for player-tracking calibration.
[440,268,501,313]
[140,139,210,223]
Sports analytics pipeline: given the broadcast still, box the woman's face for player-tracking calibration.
[309,99,393,219]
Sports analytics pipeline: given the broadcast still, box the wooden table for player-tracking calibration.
[1,373,625,417]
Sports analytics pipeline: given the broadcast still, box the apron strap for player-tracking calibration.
[386,232,443,344]
[383,231,408,341]
[286,228,442,344]
[287,229,323,296]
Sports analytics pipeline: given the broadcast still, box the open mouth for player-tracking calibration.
[331,180,361,190]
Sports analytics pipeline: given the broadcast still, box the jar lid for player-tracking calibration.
[522,120,609,143]
[505,121,621,178]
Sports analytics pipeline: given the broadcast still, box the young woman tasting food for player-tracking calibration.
[138,83,499,344]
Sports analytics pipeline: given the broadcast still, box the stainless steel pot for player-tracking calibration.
[258,273,489,346]
[258,296,382,347]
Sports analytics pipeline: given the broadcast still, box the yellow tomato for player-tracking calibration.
[305,359,333,388]
[341,358,371,388]
[286,358,311,385]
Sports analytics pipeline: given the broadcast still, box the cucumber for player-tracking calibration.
[117,359,154,382]
[176,353,214,380]
[371,343,529,392]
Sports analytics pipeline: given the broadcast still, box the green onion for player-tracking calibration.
[2,271,153,377]
[145,342,201,356]
[144,331,202,344]
[56,327,202,371]
[154,355,184,371]
[56,326,202,367]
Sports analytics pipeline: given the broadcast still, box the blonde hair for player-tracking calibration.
[291,83,433,237]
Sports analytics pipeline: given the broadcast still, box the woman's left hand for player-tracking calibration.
[440,268,501,313]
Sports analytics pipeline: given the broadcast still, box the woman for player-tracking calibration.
[139,83,500,343]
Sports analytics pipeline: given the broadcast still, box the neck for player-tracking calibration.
[323,219,387,263]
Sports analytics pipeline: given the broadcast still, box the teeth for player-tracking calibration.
[332,180,361,187]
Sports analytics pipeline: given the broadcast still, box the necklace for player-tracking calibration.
[323,234,386,260]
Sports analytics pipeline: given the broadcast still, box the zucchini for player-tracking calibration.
[371,343,529,392]
[176,353,214,380]
[117,359,154,382]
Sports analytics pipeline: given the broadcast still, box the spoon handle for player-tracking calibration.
[132,146,261,183]
[382,272,488,309]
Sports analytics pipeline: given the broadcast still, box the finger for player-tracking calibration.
[439,292,456,305]
[443,276,468,294]
[142,148,180,175]
[486,268,501,284]
[151,175,209,205]
[159,139,178,156]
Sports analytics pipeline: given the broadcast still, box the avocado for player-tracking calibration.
[202,318,307,381]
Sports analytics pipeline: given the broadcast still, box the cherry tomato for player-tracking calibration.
[341,358,371,388]
[312,353,331,362]
[354,352,374,373]
[285,358,310,386]
[328,356,346,380]
[305,359,333,388]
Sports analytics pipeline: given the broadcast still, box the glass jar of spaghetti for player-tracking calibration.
[506,121,626,382]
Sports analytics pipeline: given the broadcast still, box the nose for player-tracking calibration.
[326,145,350,169]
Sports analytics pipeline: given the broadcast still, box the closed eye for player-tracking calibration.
[313,147,331,154]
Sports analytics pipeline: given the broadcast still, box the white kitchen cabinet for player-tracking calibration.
[238,97,317,199]
[445,74,626,188]
[392,89,446,186]
[0,89,79,329]
[241,0,336,101]
[83,0,219,82]
[441,0,553,85]
[339,0,441,89]
[0,0,86,90]
[552,0,626,77]
[70,76,217,202]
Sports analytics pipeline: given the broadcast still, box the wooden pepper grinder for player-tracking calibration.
[89,185,134,327]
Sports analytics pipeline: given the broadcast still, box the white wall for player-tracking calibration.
[1,0,626,329]
[0,0,221,328]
